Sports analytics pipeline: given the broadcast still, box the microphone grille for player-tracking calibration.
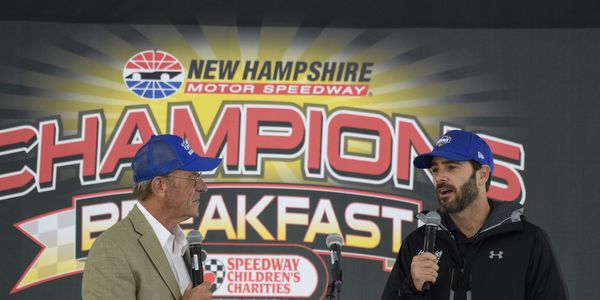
[186,229,203,245]
[425,211,441,226]
[325,233,344,248]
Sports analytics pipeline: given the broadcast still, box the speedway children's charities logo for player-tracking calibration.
[203,258,226,292]
[206,254,319,297]
[123,50,184,99]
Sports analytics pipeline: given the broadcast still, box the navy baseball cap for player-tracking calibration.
[131,134,222,182]
[413,130,494,173]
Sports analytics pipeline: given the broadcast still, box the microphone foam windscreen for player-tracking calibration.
[326,233,344,247]
[186,229,203,245]
[424,211,442,226]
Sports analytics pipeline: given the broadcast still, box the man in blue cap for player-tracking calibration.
[381,130,567,300]
[83,134,221,300]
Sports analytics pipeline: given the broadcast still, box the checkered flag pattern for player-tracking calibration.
[13,209,86,290]
[204,258,226,292]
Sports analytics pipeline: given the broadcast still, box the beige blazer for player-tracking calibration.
[82,205,185,299]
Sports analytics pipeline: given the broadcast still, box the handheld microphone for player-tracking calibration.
[326,233,344,297]
[422,211,441,292]
[186,230,204,287]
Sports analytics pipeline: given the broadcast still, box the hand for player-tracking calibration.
[411,252,439,291]
[183,282,212,300]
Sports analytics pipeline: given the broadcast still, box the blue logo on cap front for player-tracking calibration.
[181,140,194,155]
[436,135,452,147]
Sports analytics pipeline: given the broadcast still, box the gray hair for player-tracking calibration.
[132,179,153,201]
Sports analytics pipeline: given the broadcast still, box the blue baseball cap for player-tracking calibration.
[131,134,222,182]
[413,130,494,173]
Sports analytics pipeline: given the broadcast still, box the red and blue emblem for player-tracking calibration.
[123,50,184,99]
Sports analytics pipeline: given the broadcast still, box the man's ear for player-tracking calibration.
[150,177,167,198]
[478,165,491,186]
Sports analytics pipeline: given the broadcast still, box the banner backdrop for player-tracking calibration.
[0,22,598,299]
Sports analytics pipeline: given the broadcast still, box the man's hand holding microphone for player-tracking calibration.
[412,211,441,292]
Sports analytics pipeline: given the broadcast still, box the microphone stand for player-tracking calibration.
[326,267,342,299]
[325,234,344,300]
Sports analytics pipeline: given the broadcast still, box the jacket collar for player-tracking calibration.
[479,200,523,235]
[429,200,524,237]
[128,205,182,299]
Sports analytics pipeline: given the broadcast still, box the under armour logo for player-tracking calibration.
[489,251,503,259]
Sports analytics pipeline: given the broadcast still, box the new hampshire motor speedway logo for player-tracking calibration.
[123,50,184,99]
[122,49,373,99]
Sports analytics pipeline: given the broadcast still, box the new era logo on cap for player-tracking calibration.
[413,130,494,173]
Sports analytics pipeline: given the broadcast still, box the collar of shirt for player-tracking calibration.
[136,202,187,256]
[442,213,473,243]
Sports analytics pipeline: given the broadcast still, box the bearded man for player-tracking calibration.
[381,130,567,300]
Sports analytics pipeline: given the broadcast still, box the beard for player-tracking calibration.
[437,170,479,214]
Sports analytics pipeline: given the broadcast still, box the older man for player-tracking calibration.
[381,130,567,300]
[82,134,220,299]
